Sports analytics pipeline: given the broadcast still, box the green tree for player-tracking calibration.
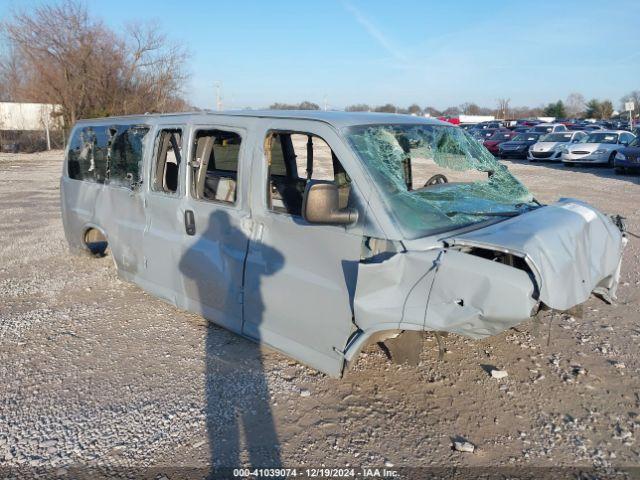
[543,100,566,118]
[585,99,601,119]
[584,99,614,119]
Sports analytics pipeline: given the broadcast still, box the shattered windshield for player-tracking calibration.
[345,124,536,239]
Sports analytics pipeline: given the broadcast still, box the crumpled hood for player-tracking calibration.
[444,199,626,311]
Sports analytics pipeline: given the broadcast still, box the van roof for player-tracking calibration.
[75,109,447,129]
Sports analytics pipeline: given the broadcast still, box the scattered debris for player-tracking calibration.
[453,440,475,453]
[490,369,508,379]
[300,389,311,397]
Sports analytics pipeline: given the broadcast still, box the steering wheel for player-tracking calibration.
[424,174,449,187]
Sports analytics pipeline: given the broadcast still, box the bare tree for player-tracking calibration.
[496,98,510,119]
[374,104,398,113]
[423,106,441,117]
[620,90,640,113]
[1,1,190,130]
[459,102,480,115]
[442,106,461,116]
[565,92,586,117]
[345,104,371,112]
[600,100,614,119]
[407,103,422,115]
[269,101,320,110]
[0,44,30,102]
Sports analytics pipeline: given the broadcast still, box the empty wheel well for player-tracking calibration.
[83,227,108,257]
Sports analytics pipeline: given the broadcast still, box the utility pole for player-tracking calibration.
[215,81,222,111]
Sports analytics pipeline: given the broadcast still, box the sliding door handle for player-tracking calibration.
[184,210,196,236]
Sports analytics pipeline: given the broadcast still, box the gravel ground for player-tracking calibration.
[1,150,639,478]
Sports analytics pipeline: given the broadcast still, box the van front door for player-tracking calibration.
[243,123,365,377]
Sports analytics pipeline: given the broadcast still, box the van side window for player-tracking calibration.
[265,132,351,216]
[153,129,183,194]
[108,125,149,188]
[67,126,109,183]
[191,129,241,204]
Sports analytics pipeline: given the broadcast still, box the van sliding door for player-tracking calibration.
[178,126,250,332]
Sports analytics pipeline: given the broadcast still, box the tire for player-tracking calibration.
[614,167,623,174]
[608,152,616,167]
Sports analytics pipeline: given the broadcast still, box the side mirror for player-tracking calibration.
[302,180,358,225]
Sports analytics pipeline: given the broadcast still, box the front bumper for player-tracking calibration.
[499,148,528,158]
[528,150,563,161]
[562,152,609,164]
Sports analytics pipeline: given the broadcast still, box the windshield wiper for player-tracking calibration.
[446,210,521,218]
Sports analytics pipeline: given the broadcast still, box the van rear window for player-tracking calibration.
[67,124,149,188]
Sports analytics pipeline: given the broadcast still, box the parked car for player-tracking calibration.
[483,130,518,156]
[60,111,626,377]
[528,123,568,134]
[614,136,640,173]
[562,130,636,166]
[582,124,605,131]
[527,131,587,162]
[516,119,542,127]
[497,132,542,158]
[475,121,503,130]
[470,127,502,143]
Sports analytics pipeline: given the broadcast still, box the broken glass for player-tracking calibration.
[108,125,149,188]
[344,124,536,239]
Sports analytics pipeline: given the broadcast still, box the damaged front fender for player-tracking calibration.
[347,199,625,364]
[347,245,538,361]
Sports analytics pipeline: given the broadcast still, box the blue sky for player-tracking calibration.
[2,0,639,110]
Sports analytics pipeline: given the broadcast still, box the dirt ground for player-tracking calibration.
[1,150,639,478]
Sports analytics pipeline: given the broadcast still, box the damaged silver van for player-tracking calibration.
[61,111,626,377]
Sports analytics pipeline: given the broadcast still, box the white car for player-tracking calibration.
[562,130,636,166]
[528,123,568,134]
[527,131,587,162]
